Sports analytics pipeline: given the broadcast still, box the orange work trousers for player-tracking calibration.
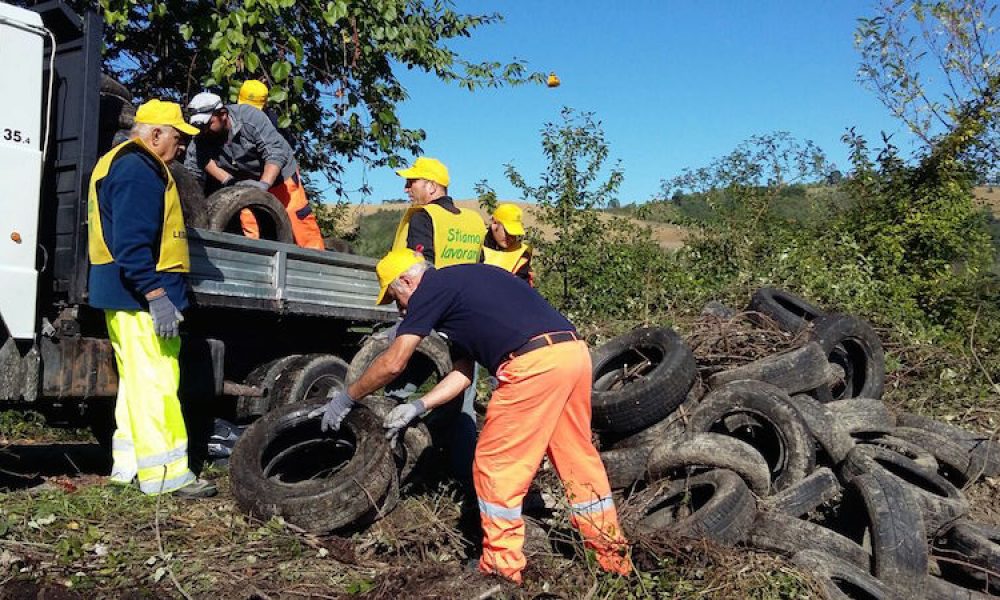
[239,171,325,250]
[473,339,631,583]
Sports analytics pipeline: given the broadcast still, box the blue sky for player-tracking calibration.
[334,1,915,206]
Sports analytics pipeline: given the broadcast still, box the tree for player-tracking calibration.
[43,0,542,197]
[503,108,624,311]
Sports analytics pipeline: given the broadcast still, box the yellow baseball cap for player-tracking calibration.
[493,203,525,236]
[135,99,200,136]
[375,248,424,305]
[395,157,450,187]
[238,80,269,110]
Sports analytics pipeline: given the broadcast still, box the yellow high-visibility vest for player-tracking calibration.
[391,203,485,267]
[88,138,190,273]
[482,243,531,274]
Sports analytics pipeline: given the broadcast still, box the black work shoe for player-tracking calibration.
[172,478,218,498]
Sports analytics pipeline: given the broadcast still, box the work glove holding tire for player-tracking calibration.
[235,179,271,191]
[148,295,183,338]
[308,389,354,432]
[383,399,427,443]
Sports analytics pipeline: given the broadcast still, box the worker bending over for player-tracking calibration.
[481,202,533,285]
[310,249,632,583]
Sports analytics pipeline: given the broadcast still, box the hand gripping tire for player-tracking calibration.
[707,342,833,396]
[590,327,696,435]
[840,445,968,534]
[230,402,396,533]
[809,314,886,402]
[631,469,756,546]
[848,471,929,597]
[687,380,815,491]
[791,550,900,600]
[762,467,842,518]
[600,446,653,491]
[646,433,772,496]
[747,287,827,332]
[787,393,855,465]
[205,187,295,244]
[746,511,870,569]
[358,395,433,485]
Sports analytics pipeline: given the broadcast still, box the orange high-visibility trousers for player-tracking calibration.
[473,339,631,583]
[239,171,325,250]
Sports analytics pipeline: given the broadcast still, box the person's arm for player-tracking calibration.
[417,357,474,411]
[242,107,292,180]
[346,333,422,400]
[204,159,232,185]
[514,251,533,284]
[260,162,282,187]
[106,157,170,297]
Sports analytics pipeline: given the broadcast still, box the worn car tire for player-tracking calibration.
[841,445,969,534]
[891,427,975,486]
[707,342,833,395]
[895,412,1000,479]
[849,471,929,597]
[746,510,870,569]
[646,433,771,496]
[934,521,1000,595]
[235,355,302,421]
[809,314,885,402]
[926,576,993,599]
[791,550,901,600]
[347,334,452,392]
[827,398,895,435]
[590,327,696,435]
[747,287,827,332]
[855,433,939,473]
[169,163,209,229]
[606,393,699,450]
[359,395,433,485]
[230,402,396,533]
[787,393,855,465]
[205,187,295,244]
[687,380,815,491]
[762,467,842,517]
[633,469,756,546]
[600,446,653,491]
[268,354,349,411]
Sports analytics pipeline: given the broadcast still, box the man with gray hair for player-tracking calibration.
[88,99,216,498]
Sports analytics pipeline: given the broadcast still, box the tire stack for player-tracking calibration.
[598,288,1000,598]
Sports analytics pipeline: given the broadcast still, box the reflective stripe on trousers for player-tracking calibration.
[473,340,631,583]
[105,310,195,495]
[238,170,325,250]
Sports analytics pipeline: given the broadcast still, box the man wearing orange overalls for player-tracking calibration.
[309,249,632,583]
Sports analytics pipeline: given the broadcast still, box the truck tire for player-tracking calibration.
[633,469,756,546]
[236,355,301,422]
[646,433,772,496]
[169,163,209,229]
[687,381,815,491]
[841,445,968,534]
[746,511,871,569]
[205,187,295,244]
[849,471,929,597]
[706,342,832,395]
[747,287,826,332]
[358,395,433,485]
[809,314,885,402]
[230,402,396,533]
[790,550,899,600]
[590,327,696,435]
[762,467,842,518]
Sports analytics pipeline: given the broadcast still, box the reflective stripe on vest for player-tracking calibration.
[88,138,190,273]
[391,203,486,267]
[482,243,530,274]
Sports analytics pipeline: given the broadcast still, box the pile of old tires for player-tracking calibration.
[598,288,1000,598]
[229,335,451,533]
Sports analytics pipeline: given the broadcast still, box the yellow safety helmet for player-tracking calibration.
[238,80,269,109]
[375,248,424,305]
[492,203,525,236]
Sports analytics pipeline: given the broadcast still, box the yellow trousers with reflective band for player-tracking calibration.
[105,310,195,495]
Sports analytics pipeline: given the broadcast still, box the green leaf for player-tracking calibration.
[246,52,260,73]
[179,24,193,41]
[278,114,292,128]
[269,86,288,103]
[270,60,292,82]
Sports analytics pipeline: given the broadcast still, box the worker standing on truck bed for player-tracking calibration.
[311,249,632,583]
[183,91,324,250]
[236,79,297,150]
[480,202,534,286]
[87,100,217,498]
[383,157,486,485]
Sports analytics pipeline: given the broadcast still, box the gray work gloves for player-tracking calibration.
[383,399,427,442]
[308,389,354,432]
[373,322,399,344]
[148,295,183,338]
[235,179,271,191]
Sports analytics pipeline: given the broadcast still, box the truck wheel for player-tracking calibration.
[169,163,209,229]
[235,355,301,422]
[229,402,396,533]
[205,188,295,244]
[268,354,349,411]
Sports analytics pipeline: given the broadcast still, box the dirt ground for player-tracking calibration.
[339,200,689,250]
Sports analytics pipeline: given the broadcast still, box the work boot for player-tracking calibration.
[171,478,218,499]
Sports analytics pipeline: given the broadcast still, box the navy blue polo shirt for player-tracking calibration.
[396,264,576,374]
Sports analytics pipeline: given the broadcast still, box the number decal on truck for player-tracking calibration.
[2,128,30,144]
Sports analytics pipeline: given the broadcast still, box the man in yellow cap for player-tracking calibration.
[309,249,632,583]
[481,203,533,285]
[87,100,216,498]
[237,80,269,110]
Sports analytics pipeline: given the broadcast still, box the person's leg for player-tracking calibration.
[238,208,260,239]
[473,348,572,583]
[450,362,479,484]
[105,310,195,495]
[105,311,137,484]
[269,172,324,250]
[544,341,631,575]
